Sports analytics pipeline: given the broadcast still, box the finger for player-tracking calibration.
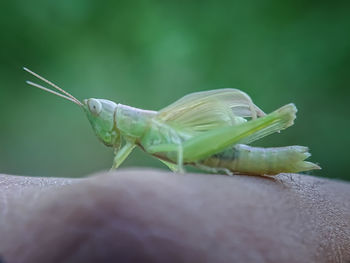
[0,170,349,263]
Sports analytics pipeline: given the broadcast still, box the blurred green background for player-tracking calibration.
[0,0,349,180]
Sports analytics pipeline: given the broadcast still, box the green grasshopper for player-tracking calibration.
[24,67,320,176]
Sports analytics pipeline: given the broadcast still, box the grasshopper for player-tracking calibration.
[24,67,320,175]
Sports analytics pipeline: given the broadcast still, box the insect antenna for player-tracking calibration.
[23,67,83,106]
[26,80,80,104]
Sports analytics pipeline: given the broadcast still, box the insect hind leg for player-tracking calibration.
[181,103,297,162]
[194,162,233,176]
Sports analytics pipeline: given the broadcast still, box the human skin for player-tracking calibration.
[0,169,349,263]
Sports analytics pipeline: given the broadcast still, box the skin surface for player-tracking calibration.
[0,170,349,263]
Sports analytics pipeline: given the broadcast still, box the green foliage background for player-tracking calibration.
[0,0,349,180]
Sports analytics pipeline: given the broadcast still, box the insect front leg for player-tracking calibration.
[111,141,136,170]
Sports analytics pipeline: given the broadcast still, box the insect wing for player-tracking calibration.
[157,89,265,134]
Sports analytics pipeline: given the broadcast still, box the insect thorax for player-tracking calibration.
[115,104,157,140]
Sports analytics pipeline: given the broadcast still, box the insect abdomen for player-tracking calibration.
[199,144,320,175]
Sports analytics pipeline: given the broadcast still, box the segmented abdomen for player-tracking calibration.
[199,144,320,175]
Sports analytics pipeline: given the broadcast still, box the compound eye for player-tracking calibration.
[88,99,102,116]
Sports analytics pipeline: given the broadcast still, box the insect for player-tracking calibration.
[24,67,320,176]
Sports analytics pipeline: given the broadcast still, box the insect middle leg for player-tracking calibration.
[177,143,185,173]
[147,142,185,173]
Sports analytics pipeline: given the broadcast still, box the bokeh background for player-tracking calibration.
[0,0,349,180]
